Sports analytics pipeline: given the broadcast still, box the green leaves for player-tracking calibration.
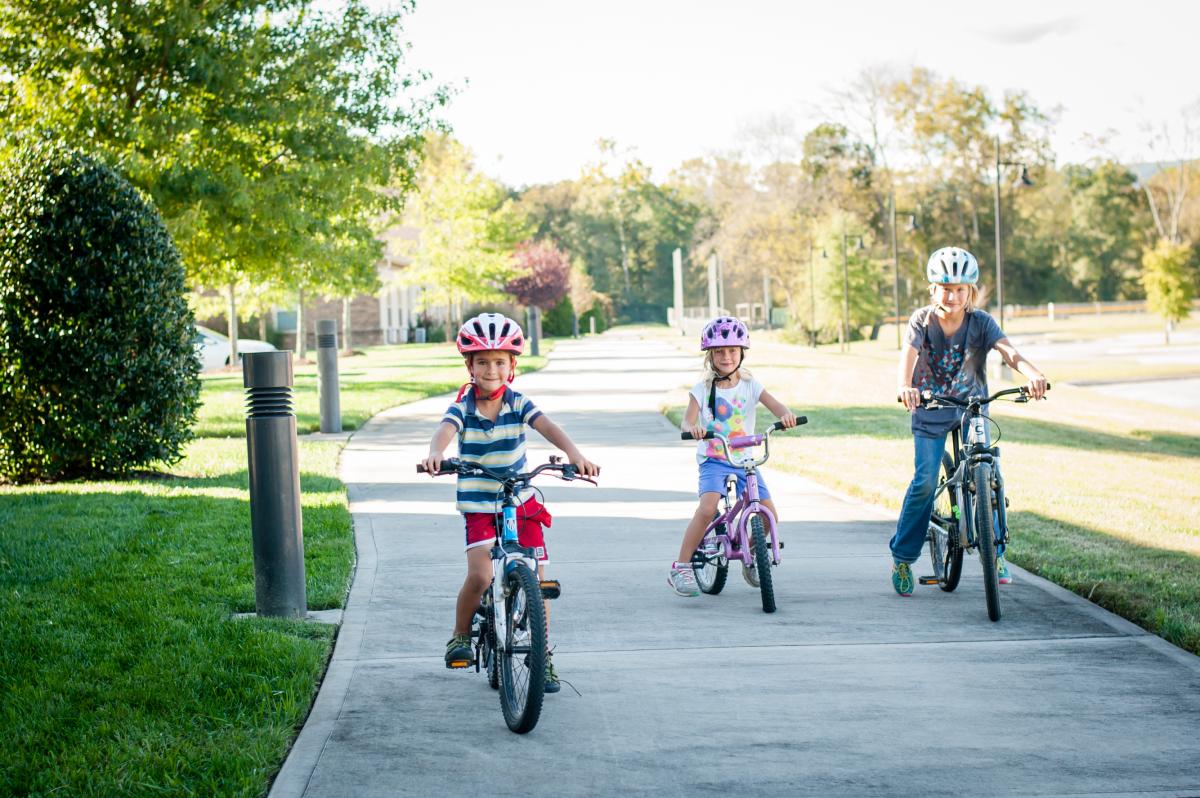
[0,142,201,482]
[0,0,448,303]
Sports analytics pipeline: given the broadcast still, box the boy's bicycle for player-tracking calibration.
[680,419,807,613]
[417,455,594,734]
[916,384,1049,622]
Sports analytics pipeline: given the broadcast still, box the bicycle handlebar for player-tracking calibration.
[678,417,807,442]
[417,456,595,485]
[917,383,1051,409]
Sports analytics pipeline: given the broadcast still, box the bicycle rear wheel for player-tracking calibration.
[750,514,776,614]
[499,562,546,733]
[482,601,500,690]
[974,463,1001,622]
[928,452,963,592]
[695,526,729,595]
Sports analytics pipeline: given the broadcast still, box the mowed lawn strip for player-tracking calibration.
[662,320,1200,654]
[0,341,551,797]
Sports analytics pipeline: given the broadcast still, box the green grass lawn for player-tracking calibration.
[0,341,550,797]
[662,317,1200,654]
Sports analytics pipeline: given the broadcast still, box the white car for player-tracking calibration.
[194,325,278,372]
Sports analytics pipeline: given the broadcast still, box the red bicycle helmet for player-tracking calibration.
[456,312,524,355]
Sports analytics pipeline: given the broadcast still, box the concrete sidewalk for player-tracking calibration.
[271,330,1200,798]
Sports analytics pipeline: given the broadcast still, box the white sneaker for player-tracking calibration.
[669,562,700,597]
[742,563,760,588]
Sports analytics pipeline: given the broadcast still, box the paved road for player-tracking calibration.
[271,330,1200,798]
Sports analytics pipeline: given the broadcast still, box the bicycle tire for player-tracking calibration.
[695,528,729,595]
[499,563,546,733]
[750,514,776,613]
[928,452,964,592]
[974,463,1001,622]
[483,603,500,690]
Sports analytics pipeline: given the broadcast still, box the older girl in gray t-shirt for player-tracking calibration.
[891,247,1048,596]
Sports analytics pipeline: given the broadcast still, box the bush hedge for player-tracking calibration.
[0,142,200,482]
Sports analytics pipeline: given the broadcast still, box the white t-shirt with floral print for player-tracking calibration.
[688,376,765,464]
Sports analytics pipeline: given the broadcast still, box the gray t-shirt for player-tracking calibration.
[906,306,1005,436]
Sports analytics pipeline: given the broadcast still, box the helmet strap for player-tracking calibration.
[706,349,744,416]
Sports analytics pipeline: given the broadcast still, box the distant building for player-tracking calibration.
[274,223,449,350]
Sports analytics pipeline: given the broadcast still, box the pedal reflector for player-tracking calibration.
[918,576,939,585]
[447,660,471,669]
[540,580,562,599]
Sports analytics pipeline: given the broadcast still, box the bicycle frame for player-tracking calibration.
[926,388,1030,549]
[700,430,782,568]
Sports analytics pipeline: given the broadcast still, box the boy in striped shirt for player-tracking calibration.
[421,313,599,693]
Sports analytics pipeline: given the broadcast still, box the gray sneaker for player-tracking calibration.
[669,562,700,597]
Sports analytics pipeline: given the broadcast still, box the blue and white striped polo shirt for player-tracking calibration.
[442,387,544,514]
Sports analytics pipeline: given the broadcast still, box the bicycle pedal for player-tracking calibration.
[446,660,471,669]
[918,576,939,585]
[540,580,562,600]
[778,541,785,549]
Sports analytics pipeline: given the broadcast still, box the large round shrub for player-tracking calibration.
[0,142,200,482]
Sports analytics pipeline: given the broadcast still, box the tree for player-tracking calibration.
[400,135,528,328]
[1141,240,1196,344]
[506,241,572,310]
[0,0,446,357]
[0,143,200,481]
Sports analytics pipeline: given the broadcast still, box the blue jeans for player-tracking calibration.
[889,433,1005,564]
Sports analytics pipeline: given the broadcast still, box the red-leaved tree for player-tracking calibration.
[505,240,572,309]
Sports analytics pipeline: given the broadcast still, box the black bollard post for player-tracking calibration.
[316,319,342,434]
[243,351,307,618]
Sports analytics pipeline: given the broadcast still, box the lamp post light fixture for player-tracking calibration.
[888,191,920,350]
[993,136,1034,329]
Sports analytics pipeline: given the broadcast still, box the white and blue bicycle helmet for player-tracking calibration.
[926,247,980,285]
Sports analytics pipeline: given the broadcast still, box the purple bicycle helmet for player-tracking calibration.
[700,316,750,350]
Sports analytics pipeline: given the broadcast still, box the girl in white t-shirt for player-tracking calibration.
[673,316,799,597]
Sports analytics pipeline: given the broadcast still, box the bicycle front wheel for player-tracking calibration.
[974,463,1001,622]
[929,452,963,592]
[499,563,546,733]
[750,514,776,614]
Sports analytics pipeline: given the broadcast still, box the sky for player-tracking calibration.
[403,0,1200,187]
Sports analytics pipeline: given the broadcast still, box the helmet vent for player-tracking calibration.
[472,320,485,336]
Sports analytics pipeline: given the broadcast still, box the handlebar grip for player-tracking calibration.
[417,460,459,475]
[679,431,715,440]
[770,417,809,431]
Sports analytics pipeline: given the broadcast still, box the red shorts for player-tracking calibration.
[463,495,553,561]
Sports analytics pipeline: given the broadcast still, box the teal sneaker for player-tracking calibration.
[997,554,1013,584]
[892,562,914,596]
[544,651,561,694]
[444,634,472,668]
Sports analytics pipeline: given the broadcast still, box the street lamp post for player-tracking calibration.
[888,192,920,350]
[808,237,816,347]
[993,136,1033,330]
[832,229,864,353]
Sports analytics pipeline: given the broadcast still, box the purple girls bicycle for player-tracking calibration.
[680,418,807,613]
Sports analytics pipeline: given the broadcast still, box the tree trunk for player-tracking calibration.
[342,297,353,355]
[258,315,267,342]
[227,282,239,366]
